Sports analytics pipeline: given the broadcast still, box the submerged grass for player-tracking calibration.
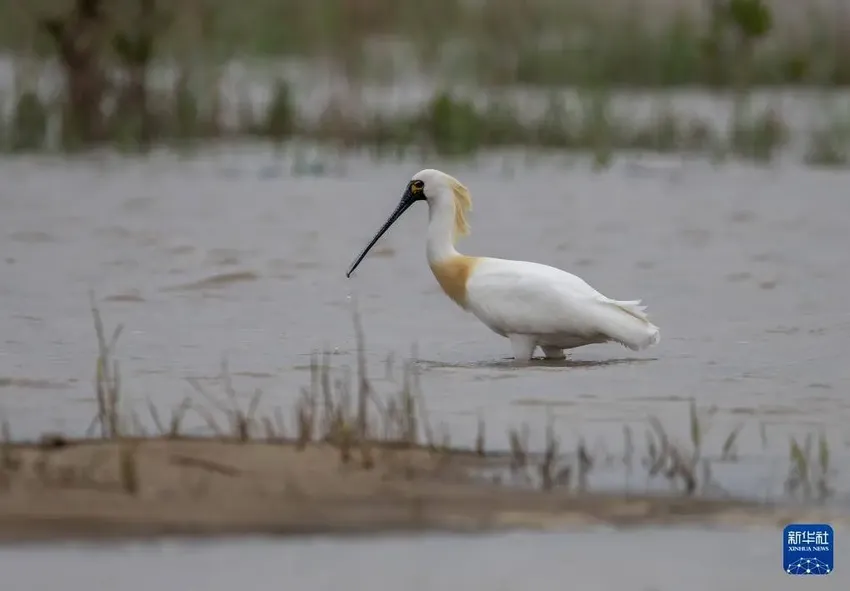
[804,101,850,167]
[1,79,837,168]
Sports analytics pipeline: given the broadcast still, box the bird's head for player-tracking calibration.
[345,169,472,278]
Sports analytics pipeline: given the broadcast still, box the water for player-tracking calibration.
[2,56,850,586]
[1,527,845,590]
[1,146,849,502]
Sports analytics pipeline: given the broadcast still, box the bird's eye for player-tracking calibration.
[411,180,424,193]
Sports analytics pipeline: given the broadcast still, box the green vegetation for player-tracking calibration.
[0,0,849,166]
[4,0,850,87]
[0,82,823,168]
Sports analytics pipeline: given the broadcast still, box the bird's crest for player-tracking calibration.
[446,175,472,241]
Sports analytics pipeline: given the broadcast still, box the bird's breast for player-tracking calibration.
[428,255,481,309]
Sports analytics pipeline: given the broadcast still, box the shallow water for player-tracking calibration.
[1,145,850,502]
[1,527,845,590]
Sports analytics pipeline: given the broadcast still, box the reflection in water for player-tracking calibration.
[415,357,657,370]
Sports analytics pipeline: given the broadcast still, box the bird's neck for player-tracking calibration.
[426,197,460,263]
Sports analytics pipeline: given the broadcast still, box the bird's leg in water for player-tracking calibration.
[540,346,567,360]
[508,334,537,362]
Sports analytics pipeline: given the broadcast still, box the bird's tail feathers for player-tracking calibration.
[609,298,650,321]
[598,298,660,351]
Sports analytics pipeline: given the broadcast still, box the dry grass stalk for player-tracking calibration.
[475,414,486,457]
[295,388,316,450]
[1,416,19,474]
[351,301,370,440]
[622,424,634,470]
[720,422,745,461]
[7,298,830,512]
[540,416,558,491]
[359,438,375,470]
[577,439,593,492]
[784,433,832,502]
[90,292,123,439]
[118,440,140,495]
[508,424,529,475]
[338,422,354,464]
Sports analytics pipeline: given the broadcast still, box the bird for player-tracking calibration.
[345,168,660,362]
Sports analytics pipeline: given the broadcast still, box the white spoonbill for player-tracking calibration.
[345,169,660,362]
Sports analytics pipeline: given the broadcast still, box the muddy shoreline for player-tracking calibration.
[0,436,843,544]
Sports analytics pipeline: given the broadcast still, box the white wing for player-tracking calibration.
[465,257,660,350]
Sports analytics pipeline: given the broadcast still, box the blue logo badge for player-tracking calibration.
[783,523,834,575]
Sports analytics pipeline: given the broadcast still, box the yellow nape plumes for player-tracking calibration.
[447,176,472,241]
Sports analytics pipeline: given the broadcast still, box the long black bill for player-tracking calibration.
[346,186,419,278]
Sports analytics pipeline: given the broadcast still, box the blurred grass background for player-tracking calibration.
[0,0,849,165]
[5,0,850,86]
